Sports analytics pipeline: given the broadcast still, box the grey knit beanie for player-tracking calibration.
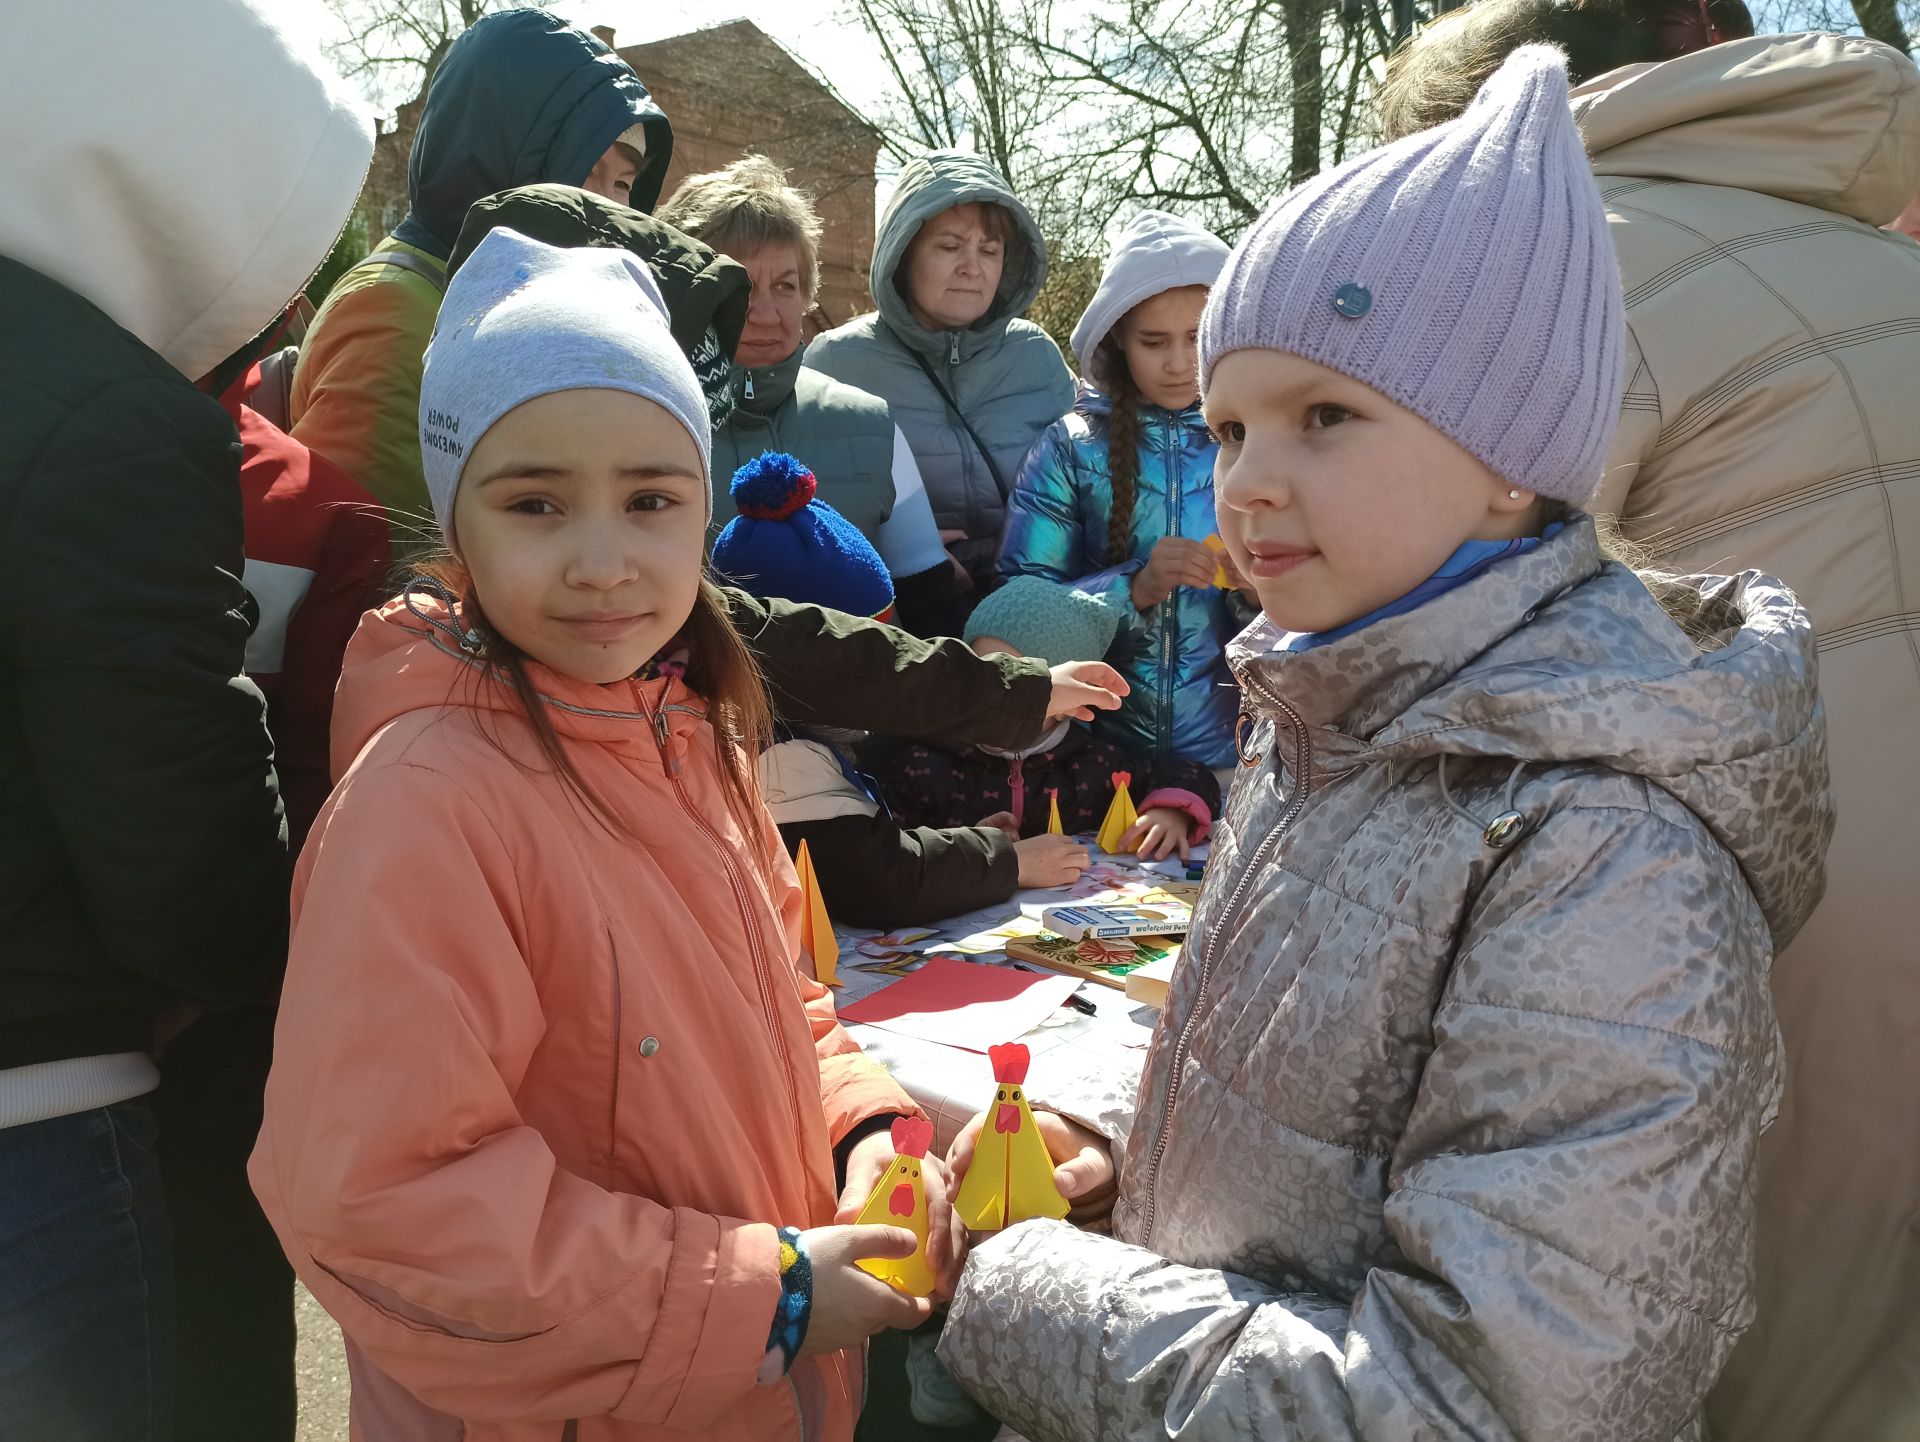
[1198,47,1623,505]
[964,575,1121,664]
[420,226,711,552]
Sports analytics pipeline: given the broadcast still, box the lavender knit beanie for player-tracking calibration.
[1198,47,1622,505]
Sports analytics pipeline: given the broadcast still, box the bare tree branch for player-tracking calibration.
[324,0,494,112]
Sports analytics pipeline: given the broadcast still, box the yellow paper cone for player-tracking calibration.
[795,841,840,986]
[1095,772,1139,855]
[1046,789,1064,836]
[1203,533,1232,589]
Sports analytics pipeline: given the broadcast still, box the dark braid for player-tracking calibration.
[1098,339,1143,567]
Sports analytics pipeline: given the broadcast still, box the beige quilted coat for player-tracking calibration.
[1571,35,1920,1442]
[941,520,1831,1441]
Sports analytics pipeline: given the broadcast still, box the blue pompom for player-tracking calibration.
[731,451,817,520]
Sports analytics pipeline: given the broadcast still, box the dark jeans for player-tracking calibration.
[153,1007,296,1442]
[0,1098,175,1440]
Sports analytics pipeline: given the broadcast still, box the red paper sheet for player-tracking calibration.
[838,956,1080,1052]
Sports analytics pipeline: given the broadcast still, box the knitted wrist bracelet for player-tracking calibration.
[766,1227,814,1373]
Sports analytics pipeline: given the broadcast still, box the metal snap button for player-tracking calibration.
[1332,283,1373,319]
[1482,811,1526,849]
[638,1036,661,1058]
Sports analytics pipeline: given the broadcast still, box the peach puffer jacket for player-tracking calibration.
[250,591,915,1441]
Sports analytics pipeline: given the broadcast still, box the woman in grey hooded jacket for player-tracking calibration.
[938,50,1832,1442]
[806,151,1075,593]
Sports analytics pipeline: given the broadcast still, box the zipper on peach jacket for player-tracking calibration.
[632,679,805,1138]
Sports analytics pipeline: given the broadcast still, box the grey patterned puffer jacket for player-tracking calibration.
[940,519,1831,1442]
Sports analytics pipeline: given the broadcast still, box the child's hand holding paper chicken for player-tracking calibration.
[837,1116,965,1299]
[946,1044,1118,1232]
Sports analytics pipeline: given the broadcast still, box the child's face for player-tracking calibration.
[1206,349,1534,634]
[453,389,707,686]
[1116,286,1208,412]
[969,636,1023,660]
[581,141,641,207]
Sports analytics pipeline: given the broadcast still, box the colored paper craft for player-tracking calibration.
[1005,931,1180,990]
[939,914,1045,955]
[953,1043,1071,1230]
[1095,772,1139,855]
[1047,788,1064,836]
[854,1117,939,1296]
[837,956,1078,1052]
[856,928,939,959]
[1203,533,1232,588]
[855,954,925,978]
[795,841,839,986]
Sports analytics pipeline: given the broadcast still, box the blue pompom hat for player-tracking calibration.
[711,452,896,620]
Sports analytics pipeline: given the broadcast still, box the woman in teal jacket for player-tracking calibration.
[998,211,1242,769]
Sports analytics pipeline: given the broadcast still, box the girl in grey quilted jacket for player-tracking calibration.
[938,48,1833,1442]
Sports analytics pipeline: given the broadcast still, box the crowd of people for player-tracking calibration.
[0,1,1913,1440]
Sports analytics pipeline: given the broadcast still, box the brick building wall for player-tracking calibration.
[620,22,881,332]
[360,21,881,332]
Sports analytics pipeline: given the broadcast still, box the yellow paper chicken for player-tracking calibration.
[854,1116,939,1296]
[1095,772,1139,855]
[953,1043,1070,1231]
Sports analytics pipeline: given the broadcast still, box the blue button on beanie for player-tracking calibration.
[711,452,896,619]
[1197,47,1624,506]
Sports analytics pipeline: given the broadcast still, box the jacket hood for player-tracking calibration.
[1572,32,1920,225]
[1070,210,1229,384]
[396,8,673,258]
[0,0,373,382]
[330,589,696,783]
[1231,518,1831,947]
[872,150,1050,349]
[447,183,748,425]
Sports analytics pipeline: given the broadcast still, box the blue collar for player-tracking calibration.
[1280,523,1562,652]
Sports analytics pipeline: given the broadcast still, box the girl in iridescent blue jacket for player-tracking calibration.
[997,211,1244,769]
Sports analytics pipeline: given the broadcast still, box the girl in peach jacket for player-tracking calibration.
[250,229,949,1442]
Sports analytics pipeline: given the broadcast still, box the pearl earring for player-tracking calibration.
[1508,488,1522,500]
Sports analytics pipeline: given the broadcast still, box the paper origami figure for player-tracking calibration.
[1075,936,1139,968]
[953,1042,1070,1231]
[854,1116,939,1296]
[1203,533,1232,588]
[1095,771,1139,855]
[794,840,839,986]
[1047,788,1064,836]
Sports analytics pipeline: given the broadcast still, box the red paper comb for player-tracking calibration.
[988,1042,1031,1085]
[1110,771,1132,789]
[890,1116,934,1160]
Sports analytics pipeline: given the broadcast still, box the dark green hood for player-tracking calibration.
[395,8,672,258]
[448,184,750,427]
[873,151,1050,354]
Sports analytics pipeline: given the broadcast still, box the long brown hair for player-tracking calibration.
[1094,337,1144,567]
[411,557,774,847]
